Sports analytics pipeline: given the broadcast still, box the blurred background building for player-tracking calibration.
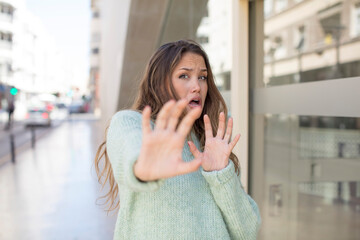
[89,0,101,116]
[0,0,90,127]
[0,0,77,123]
[264,0,360,85]
[96,0,360,239]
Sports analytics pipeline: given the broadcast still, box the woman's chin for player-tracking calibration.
[186,105,203,119]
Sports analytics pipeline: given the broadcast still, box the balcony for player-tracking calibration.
[0,40,12,58]
[0,12,12,22]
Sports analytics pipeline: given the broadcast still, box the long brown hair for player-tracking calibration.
[95,39,240,212]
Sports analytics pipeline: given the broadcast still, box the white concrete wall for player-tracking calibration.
[99,0,131,126]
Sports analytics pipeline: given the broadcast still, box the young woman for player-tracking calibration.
[95,40,261,240]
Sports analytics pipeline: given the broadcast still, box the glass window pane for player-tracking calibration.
[157,0,232,107]
[263,0,360,86]
[253,2,360,239]
[297,181,360,239]
[259,114,360,239]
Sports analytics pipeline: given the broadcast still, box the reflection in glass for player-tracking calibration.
[263,0,360,86]
[191,0,231,108]
[297,181,360,240]
[196,0,232,92]
[299,116,360,159]
[258,1,360,239]
[260,114,360,240]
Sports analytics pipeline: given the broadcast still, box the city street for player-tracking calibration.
[0,116,116,240]
[0,119,65,166]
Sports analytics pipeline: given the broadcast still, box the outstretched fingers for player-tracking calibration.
[177,108,201,138]
[142,106,152,135]
[224,117,233,142]
[188,141,201,159]
[155,100,176,130]
[167,99,188,131]
[176,158,202,175]
[204,114,213,139]
[229,134,241,151]
[216,112,226,139]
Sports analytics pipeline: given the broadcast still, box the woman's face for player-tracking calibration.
[171,52,208,118]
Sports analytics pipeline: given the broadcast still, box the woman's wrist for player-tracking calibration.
[133,160,148,182]
[202,158,228,172]
[202,165,227,172]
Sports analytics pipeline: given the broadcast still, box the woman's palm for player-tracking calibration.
[134,100,202,181]
[188,112,240,172]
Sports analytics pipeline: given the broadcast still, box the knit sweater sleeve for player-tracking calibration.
[106,110,164,192]
[201,161,261,240]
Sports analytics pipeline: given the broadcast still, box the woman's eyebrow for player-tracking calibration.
[179,67,192,71]
[178,67,207,72]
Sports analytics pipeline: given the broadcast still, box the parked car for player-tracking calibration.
[25,107,52,127]
[51,106,69,121]
[68,100,86,114]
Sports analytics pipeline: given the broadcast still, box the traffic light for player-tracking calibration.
[10,87,18,96]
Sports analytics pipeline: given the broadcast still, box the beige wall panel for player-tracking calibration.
[264,64,272,79]
[265,40,360,78]
[274,58,298,76]
[301,48,337,71]
[340,41,360,63]
[265,0,342,34]
[231,0,249,190]
[99,0,131,127]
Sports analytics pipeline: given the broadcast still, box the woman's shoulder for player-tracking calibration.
[109,110,142,130]
[113,109,142,119]
[110,109,142,125]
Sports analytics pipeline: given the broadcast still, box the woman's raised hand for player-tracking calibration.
[188,112,240,172]
[134,99,202,181]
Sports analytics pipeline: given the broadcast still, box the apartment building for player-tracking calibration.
[0,0,74,120]
[89,0,101,114]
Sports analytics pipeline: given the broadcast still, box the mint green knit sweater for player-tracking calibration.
[106,110,261,240]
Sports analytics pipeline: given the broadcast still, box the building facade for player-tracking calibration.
[89,0,101,115]
[0,0,17,116]
[0,0,74,121]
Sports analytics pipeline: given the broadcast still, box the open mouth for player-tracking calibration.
[189,98,201,108]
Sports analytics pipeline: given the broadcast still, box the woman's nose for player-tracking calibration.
[190,78,201,93]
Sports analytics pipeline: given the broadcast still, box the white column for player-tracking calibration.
[231,0,249,190]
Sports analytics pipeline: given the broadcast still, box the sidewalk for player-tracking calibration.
[0,120,24,134]
[0,118,116,240]
[0,120,50,166]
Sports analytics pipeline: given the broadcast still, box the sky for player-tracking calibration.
[26,0,91,90]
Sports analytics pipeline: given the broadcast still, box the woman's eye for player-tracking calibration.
[179,74,189,79]
[199,76,207,80]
